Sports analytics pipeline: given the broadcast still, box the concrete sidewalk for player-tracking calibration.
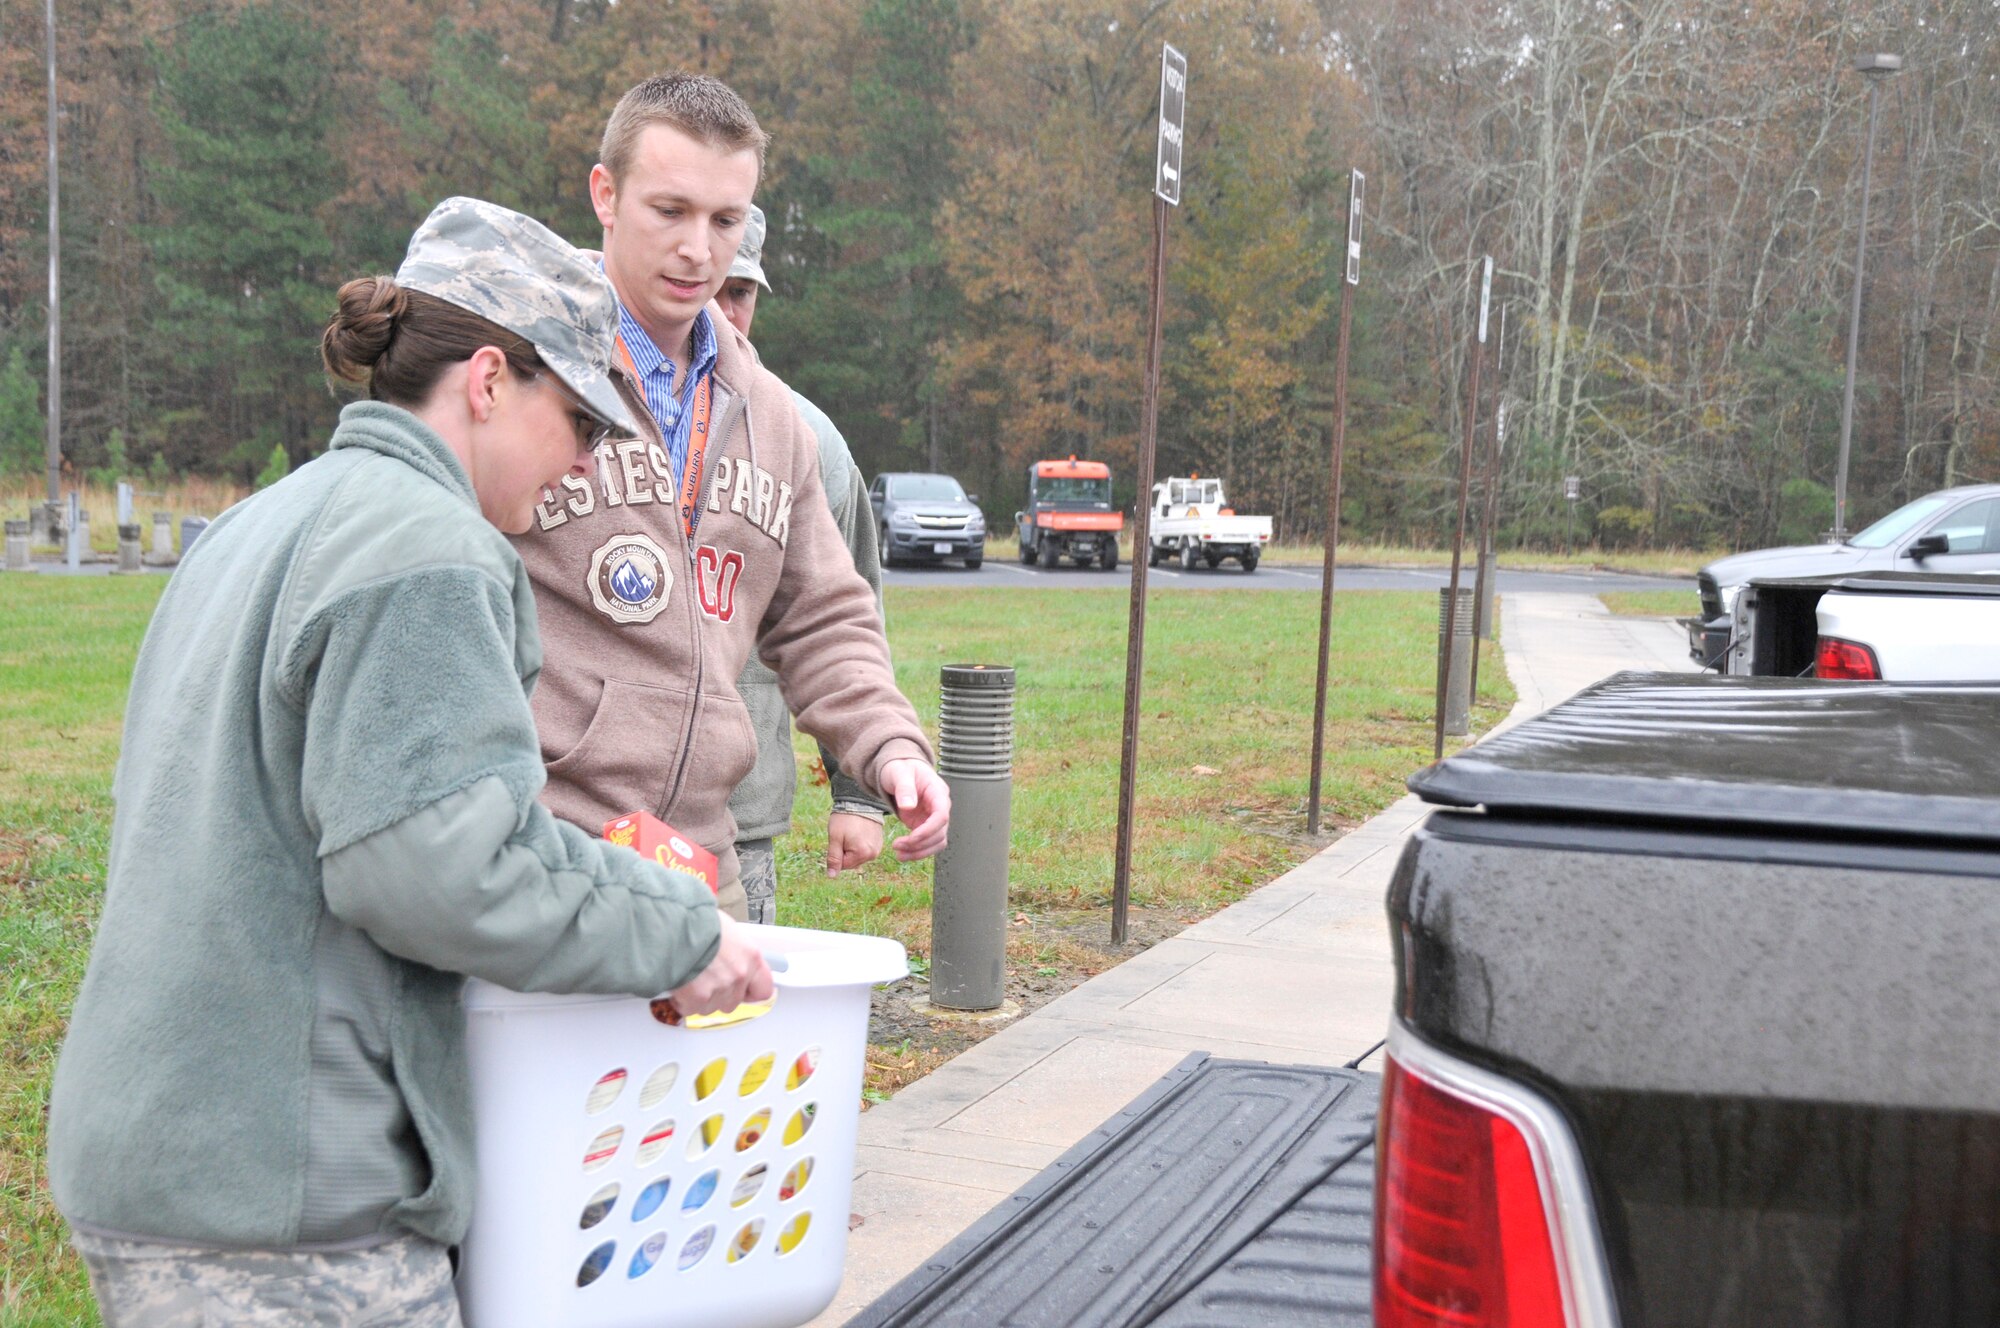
[811,592,1691,1324]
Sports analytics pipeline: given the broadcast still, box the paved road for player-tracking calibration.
[882,558,1690,595]
[16,557,1692,597]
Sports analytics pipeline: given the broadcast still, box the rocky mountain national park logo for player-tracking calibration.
[588,532,674,625]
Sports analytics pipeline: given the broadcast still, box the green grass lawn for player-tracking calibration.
[1600,589,1699,618]
[0,576,162,1328]
[774,588,1510,939]
[0,577,1509,1323]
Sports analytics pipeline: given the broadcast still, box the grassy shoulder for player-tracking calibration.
[1256,541,1717,578]
[0,578,1509,1321]
[974,530,1716,579]
[1600,590,1698,618]
[7,490,1715,578]
[2,479,248,557]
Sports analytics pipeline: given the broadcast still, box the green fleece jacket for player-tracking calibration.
[47,402,720,1251]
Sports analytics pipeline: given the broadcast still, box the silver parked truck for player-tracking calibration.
[870,471,987,570]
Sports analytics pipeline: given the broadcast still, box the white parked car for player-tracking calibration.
[1814,577,2000,680]
[1719,570,2000,680]
[1690,483,2000,667]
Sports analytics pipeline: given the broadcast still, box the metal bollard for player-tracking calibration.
[929,664,1016,1012]
[67,506,88,572]
[1475,546,1497,640]
[4,520,28,571]
[1438,587,1474,737]
[151,511,174,559]
[115,523,143,574]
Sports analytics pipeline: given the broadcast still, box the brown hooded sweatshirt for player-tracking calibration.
[512,302,930,886]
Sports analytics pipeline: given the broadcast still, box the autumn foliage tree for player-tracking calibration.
[1,0,1995,546]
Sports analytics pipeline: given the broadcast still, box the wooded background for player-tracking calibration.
[2,0,1995,548]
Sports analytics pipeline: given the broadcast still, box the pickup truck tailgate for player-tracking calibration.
[1400,673,2000,1327]
[849,1055,1377,1327]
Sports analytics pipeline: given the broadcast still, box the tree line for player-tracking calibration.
[1,0,1994,548]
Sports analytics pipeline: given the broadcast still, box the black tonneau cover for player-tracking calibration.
[1409,672,2000,846]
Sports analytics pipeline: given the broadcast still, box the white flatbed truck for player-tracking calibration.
[1146,476,1272,572]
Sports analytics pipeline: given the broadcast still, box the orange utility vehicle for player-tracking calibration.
[1015,457,1123,570]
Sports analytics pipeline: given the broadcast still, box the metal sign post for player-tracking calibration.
[1564,474,1581,552]
[1307,169,1363,838]
[1112,43,1185,947]
[1435,256,1491,761]
[1470,302,1505,697]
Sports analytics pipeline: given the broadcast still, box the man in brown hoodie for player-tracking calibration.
[513,74,948,918]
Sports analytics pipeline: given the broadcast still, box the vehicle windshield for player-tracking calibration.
[1166,480,1221,506]
[889,475,967,502]
[1847,494,1955,548]
[1039,477,1112,504]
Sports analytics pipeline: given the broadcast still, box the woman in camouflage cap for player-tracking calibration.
[47,198,771,1326]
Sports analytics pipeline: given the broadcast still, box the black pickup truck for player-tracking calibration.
[854,673,2000,1328]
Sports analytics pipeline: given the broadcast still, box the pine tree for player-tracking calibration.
[0,344,44,477]
[145,3,342,477]
[255,442,290,490]
[753,0,973,482]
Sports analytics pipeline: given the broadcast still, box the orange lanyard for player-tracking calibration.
[616,333,716,541]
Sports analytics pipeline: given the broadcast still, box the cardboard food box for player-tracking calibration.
[603,810,718,894]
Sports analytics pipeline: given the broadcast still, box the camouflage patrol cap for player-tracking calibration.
[727,204,771,291]
[395,196,643,436]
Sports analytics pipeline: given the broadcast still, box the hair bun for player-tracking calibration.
[321,276,409,382]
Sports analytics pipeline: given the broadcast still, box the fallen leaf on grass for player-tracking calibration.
[1190,764,1220,776]
[875,894,893,906]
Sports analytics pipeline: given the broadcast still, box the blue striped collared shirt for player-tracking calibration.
[615,303,719,488]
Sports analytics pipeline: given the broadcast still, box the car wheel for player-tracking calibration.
[879,528,897,569]
[1242,549,1260,572]
[1180,541,1198,571]
[1147,542,1164,566]
[966,556,983,571]
[1020,540,1038,566]
[1101,543,1118,571]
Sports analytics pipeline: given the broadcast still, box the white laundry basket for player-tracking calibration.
[457,924,906,1328]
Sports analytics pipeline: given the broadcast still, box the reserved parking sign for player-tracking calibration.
[1155,44,1187,206]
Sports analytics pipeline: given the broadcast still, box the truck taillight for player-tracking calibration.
[1815,636,1881,680]
[1376,1027,1609,1328]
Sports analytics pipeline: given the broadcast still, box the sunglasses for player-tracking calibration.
[531,372,620,455]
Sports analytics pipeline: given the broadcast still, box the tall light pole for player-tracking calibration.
[43,0,63,523]
[1831,51,1901,541]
